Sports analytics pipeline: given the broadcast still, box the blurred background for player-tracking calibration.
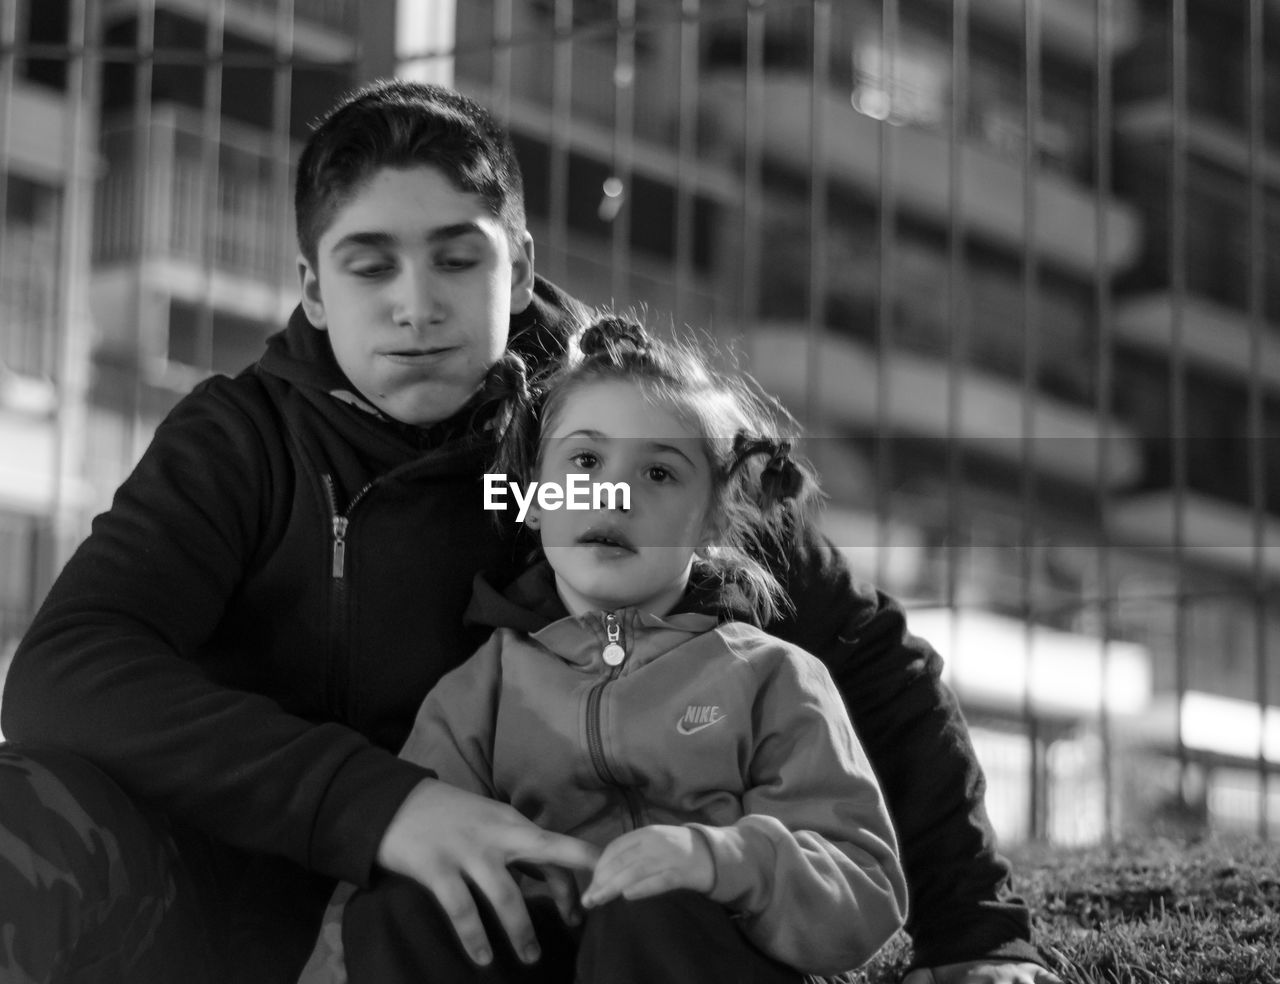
[0,0,1276,847]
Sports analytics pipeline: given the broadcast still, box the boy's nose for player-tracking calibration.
[392,265,445,329]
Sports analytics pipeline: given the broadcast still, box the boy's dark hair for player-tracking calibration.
[295,78,526,266]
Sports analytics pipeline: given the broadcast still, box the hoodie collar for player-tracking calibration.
[464,560,737,671]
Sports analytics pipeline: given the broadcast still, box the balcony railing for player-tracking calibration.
[94,105,297,297]
[1,229,58,382]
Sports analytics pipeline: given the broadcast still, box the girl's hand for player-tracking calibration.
[581,824,714,907]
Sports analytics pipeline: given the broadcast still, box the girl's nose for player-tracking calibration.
[597,482,629,513]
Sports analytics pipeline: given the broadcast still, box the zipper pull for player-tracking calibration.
[601,612,626,666]
[331,515,348,578]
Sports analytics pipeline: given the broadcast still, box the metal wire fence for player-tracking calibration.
[0,0,1275,844]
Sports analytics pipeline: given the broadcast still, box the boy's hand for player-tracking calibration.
[376,778,599,967]
[581,824,714,907]
[902,962,1064,984]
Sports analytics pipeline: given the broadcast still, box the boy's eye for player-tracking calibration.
[346,257,394,278]
[436,252,479,271]
[570,451,599,470]
[645,465,675,483]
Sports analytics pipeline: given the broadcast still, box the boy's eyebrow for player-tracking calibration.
[329,222,489,255]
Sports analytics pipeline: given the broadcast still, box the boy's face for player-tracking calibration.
[298,165,534,426]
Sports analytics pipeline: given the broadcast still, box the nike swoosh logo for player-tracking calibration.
[677,716,725,736]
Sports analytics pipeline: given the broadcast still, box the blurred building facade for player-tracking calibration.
[0,0,1276,844]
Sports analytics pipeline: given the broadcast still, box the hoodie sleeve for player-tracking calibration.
[398,632,504,798]
[688,644,908,976]
[1,378,431,887]
[763,523,1043,969]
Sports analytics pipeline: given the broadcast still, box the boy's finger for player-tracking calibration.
[468,865,541,965]
[542,866,585,926]
[507,826,600,871]
[432,879,494,967]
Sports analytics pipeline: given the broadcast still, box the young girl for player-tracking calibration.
[303,315,907,983]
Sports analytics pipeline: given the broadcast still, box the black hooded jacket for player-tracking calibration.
[4,277,1040,970]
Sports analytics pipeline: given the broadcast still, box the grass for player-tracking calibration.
[842,836,1280,984]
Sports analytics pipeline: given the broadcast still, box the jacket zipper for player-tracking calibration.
[323,474,375,579]
[322,474,375,718]
[585,612,642,830]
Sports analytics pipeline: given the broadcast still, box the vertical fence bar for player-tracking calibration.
[1245,0,1269,840]
[1092,0,1117,845]
[196,0,227,373]
[0,0,14,329]
[740,0,764,331]
[490,0,513,123]
[128,0,157,461]
[547,0,573,286]
[51,0,97,569]
[945,0,971,778]
[672,0,699,331]
[609,0,635,307]
[805,0,829,441]
[1169,0,1190,804]
[1019,0,1044,841]
[272,0,295,306]
[874,0,897,590]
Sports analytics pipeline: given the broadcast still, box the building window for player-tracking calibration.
[1,175,61,381]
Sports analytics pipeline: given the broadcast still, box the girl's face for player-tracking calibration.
[529,379,716,617]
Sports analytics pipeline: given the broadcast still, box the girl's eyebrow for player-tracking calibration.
[644,441,699,469]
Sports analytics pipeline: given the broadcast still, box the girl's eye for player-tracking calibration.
[646,465,675,483]
[570,451,599,470]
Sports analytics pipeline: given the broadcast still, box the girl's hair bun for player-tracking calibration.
[579,316,652,359]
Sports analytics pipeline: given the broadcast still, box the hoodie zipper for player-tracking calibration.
[585,611,642,830]
[322,474,376,718]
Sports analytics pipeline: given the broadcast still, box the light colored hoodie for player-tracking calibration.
[402,586,908,976]
[299,566,908,981]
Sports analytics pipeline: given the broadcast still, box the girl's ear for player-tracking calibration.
[696,510,722,555]
[525,508,541,531]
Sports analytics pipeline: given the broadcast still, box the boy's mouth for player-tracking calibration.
[382,345,457,362]
[577,526,636,552]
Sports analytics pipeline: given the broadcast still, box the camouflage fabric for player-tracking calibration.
[0,746,220,984]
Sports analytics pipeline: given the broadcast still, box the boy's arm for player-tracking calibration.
[398,631,504,798]
[687,647,907,976]
[764,522,1044,969]
[1,381,428,887]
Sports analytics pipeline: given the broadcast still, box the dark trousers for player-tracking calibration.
[344,875,807,984]
[0,744,328,984]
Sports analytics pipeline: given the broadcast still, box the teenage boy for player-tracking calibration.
[0,80,1060,984]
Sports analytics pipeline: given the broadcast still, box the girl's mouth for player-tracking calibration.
[577,528,636,552]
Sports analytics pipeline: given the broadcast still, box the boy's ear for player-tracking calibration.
[510,232,535,315]
[298,254,328,330]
